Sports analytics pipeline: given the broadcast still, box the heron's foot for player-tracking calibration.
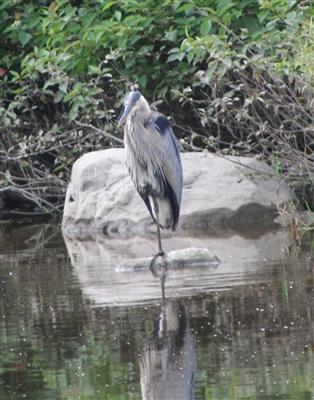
[150,251,168,277]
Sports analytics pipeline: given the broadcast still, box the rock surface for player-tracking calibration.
[114,247,220,272]
[62,149,295,236]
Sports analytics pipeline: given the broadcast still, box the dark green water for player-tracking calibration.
[0,223,313,400]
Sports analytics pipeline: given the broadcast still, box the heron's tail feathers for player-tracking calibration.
[156,197,173,230]
[139,182,181,230]
[154,190,180,230]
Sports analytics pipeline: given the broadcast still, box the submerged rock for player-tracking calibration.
[115,247,220,272]
[62,149,296,237]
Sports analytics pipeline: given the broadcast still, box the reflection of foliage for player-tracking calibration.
[193,258,314,399]
[0,0,314,215]
[0,330,140,400]
[201,355,314,400]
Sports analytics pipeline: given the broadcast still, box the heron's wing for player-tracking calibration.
[148,112,183,229]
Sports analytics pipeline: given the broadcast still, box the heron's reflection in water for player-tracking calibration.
[140,263,196,400]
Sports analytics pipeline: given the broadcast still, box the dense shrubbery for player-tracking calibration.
[0,0,313,216]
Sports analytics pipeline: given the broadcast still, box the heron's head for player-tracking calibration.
[118,87,144,126]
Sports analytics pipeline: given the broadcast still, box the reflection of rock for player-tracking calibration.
[62,149,295,236]
[140,300,196,400]
[63,229,292,306]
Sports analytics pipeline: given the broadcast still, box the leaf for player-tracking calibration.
[266,19,278,31]
[187,50,195,64]
[54,91,64,103]
[115,11,122,21]
[48,1,56,12]
[18,31,32,46]
[185,25,190,38]
[125,57,135,68]
[10,70,20,81]
[165,30,178,42]
[102,1,116,11]
[258,10,269,23]
[200,19,211,37]
[222,12,232,27]
[177,3,195,13]
[206,60,218,77]
[166,53,184,63]
[240,15,260,33]
[58,81,68,93]
[88,65,103,75]
[138,74,147,88]
[43,79,59,90]
[168,47,181,54]
[95,31,104,44]
[218,26,226,38]
[222,57,232,68]
[217,2,235,17]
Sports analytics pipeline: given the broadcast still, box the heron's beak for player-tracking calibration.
[117,105,131,126]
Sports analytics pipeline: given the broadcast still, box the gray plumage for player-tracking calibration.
[118,88,183,255]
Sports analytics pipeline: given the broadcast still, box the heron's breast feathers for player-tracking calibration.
[125,124,167,194]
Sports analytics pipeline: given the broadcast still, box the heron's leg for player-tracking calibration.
[152,195,164,255]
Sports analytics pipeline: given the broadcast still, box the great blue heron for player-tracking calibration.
[118,86,183,258]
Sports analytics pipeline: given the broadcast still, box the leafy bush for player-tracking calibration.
[2,0,310,95]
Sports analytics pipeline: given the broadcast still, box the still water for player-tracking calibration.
[0,223,313,400]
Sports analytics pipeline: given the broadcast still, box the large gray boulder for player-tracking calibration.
[62,149,295,236]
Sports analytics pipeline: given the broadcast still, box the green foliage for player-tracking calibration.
[1,0,311,96]
[272,152,282,177]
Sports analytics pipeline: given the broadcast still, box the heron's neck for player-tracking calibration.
[132,98,151,124]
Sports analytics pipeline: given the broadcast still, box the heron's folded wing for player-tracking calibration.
[151,114,183,199]
[149,113,183,228]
